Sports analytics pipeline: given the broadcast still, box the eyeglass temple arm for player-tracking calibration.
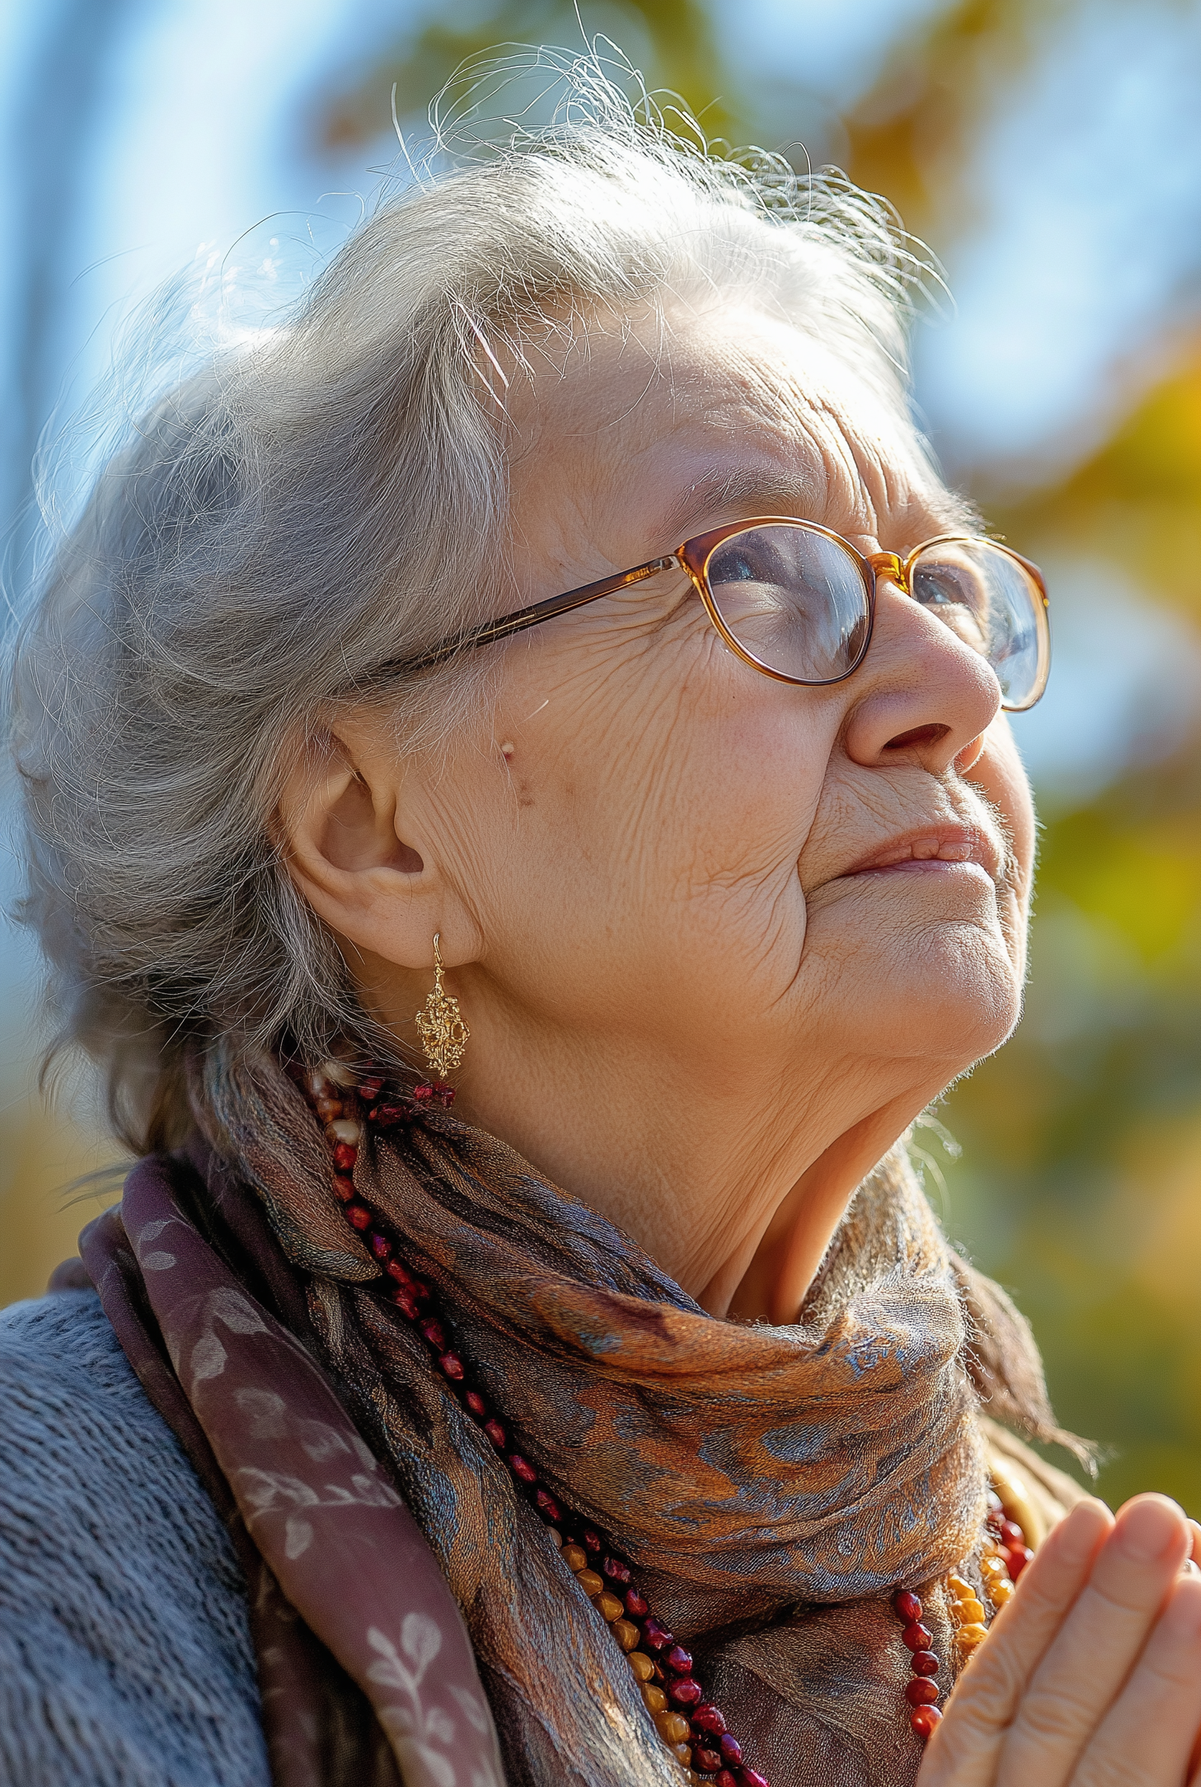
[384,557,679,676]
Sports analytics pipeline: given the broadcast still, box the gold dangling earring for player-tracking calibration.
[414,933,470,1082]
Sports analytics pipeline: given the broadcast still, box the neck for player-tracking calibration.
[716,1098,930,1323]
[436,996,954,1323]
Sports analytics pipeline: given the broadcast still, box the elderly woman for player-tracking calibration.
[4,66,1201,1787]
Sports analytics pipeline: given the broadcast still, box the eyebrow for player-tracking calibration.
[657,465,822,547]
[658,462,975,551]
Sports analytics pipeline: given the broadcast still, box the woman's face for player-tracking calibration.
[466,303,1032,1063]
[294,301,1035,1310]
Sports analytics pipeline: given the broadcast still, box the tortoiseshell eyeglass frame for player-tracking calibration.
[387,515,1051,713]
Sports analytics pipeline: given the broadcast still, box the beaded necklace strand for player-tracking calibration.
[296,1063,1029,1782]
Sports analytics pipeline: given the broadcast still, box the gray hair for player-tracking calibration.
[9,53,938,1161]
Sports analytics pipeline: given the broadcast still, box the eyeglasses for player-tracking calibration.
[396,516,1051,712]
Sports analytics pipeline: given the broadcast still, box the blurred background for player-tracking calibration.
[4,0,1201,1512]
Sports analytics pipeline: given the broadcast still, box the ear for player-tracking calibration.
[275,719,463,970]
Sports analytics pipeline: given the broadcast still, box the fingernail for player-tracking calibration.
[1118,1496,1187,1563]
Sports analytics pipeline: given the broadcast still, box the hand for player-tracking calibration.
[917,1493,1201,1786]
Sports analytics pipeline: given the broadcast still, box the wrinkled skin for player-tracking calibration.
[282,304,1032,1322]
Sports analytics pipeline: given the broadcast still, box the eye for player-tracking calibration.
[722,547,765,583]
[718,541,794,586]
[911,564,981,611]
[718,543,793,586]
[909,555,991,654]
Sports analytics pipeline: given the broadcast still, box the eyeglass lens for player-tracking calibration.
[703,524,1046,707]
[908,538,1044,710]
[704,526,871,683]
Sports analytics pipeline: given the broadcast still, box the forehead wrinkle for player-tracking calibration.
[839,423,970,550]
[690,324,968,546]
[643,355,877,544]
[604,374,839,551]
[655,464,826,544]
[513,309,968,584]
[807,402,879,537]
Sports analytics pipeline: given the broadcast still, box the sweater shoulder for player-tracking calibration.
[0,1288,270,1787]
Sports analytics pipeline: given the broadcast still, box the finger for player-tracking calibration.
[997,1494,1191,1787]
[1074,1573,1201,1787]
[1187,1527,1201,1783]
[916,1499,1112,1787]
[1186,1544,1201,1783]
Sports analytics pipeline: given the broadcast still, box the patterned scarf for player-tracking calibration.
[83,1067,1053,1787]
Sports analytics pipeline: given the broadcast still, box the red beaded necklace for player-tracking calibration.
[297,1063,1028,1782]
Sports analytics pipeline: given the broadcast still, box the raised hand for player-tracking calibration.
[917,1494,1201,1787]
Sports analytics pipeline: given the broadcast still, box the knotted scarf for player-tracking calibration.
[81,1067,1062,1787]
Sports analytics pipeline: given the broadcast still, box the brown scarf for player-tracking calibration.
[83,1067,1057,1787]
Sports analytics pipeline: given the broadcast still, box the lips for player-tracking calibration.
[843,824,1002,882]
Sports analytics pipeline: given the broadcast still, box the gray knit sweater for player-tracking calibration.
[0,1288,270,1786]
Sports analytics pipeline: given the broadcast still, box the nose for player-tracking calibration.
[840,570,1003,774]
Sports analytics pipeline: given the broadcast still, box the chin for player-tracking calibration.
[902,924,1022,1066]
[815,915,1024,1079]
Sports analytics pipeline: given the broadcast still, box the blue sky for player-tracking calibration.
[5,0,1200,497]
[914,0,1201,482]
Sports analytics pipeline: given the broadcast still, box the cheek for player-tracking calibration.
[484,646,832,973]
[556,656,833,903]
[965,718,1036,902]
